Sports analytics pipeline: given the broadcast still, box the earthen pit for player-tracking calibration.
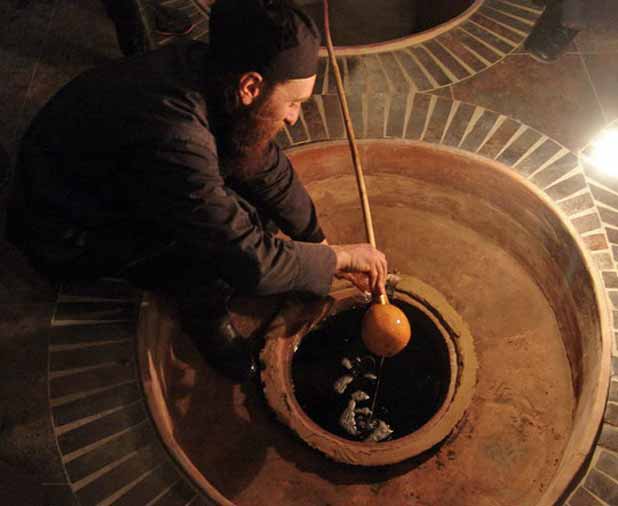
[298,0,476,47]
[138,140,610,506]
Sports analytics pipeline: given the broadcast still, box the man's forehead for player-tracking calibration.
[278,75,317,100]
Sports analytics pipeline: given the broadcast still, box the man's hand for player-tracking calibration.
[334,271,372,294]
[330,243,387,295]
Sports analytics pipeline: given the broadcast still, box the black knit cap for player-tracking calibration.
[209,0,321,81]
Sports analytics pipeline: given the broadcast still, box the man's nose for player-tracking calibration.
[285,106,300,126]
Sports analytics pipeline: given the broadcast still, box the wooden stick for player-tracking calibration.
[322,0,387,306]
[322,0,376,249]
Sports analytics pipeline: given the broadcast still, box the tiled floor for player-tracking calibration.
[450,53,607,151]
[0,0,617,505]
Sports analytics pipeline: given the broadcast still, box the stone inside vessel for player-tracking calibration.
[292,299,450,443]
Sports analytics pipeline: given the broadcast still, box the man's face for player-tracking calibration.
[264,75,317,129]
[244,75,316,147]
[221,74,316,175]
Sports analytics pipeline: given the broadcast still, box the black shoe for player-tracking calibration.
[525,3,579,63]
[191,314,258,382]
[150,4,195,36]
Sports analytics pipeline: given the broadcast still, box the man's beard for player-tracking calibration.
[216,92,284,179]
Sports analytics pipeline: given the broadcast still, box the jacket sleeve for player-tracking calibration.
[228,143,326,243]
[130,140,336,296]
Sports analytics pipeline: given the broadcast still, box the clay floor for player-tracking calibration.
[1,0,618,505]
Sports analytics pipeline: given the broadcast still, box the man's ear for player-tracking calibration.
[238,72,265,106]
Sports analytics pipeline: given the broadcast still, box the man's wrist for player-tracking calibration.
[330,245,349,271]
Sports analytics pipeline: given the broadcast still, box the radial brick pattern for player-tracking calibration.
[49,278,208,506]
[153,0,542,93]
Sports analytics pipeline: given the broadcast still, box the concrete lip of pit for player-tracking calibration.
[260,277,477,466]
[137,139,610,506]
[304,0,483,56]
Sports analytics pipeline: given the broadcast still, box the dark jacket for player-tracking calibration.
[8,41,336,296]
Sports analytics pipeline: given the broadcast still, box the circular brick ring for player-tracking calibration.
[46,104,616,506]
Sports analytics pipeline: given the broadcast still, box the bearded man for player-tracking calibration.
[7,0,387,380]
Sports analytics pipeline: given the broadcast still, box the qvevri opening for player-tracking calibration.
[293,299,451,443]
[262,278,476,466]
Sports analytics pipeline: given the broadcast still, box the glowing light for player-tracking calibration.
[584,128,618,176]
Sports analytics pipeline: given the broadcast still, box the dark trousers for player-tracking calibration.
[7,141,276,340]
[122,247,237,338]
